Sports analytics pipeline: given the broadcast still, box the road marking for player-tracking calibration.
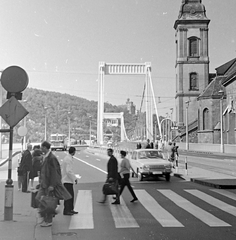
[69,190,94,229]
[96,159,101,161]
[210,189,236,201]
[135,189,183,227]
[108,197,139,228]
[73,156,107,174]
[186,189,236,218]
[159,189,230,227]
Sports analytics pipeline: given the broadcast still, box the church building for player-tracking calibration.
[174,0,236,145]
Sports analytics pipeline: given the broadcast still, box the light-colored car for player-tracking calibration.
[130,149,172,181]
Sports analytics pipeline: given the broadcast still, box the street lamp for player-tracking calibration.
[185,101,190,150]
[44,106,48,141]
[68,111,71,147]
[219,90,224,153]
[170,108,173,141]
[89,116,92,146]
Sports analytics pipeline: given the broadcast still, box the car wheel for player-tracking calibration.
[137,171,143,181]
[165,173,171,182]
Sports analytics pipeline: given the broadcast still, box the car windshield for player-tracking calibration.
[138,151,163,159]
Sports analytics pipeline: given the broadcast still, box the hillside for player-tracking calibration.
[1,88,138,143]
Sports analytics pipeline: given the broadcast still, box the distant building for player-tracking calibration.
[126,98,136,114]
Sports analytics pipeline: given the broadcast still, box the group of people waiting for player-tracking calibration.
[18,141,80,227]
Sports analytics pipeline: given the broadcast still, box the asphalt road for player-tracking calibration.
[50,148,236,240]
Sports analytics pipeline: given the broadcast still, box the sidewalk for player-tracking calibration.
[0,182,52,240]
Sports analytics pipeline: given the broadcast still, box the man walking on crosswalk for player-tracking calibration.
[99,148,120,204]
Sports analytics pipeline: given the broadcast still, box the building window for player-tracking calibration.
[203,108,209,130]
[189,37,199,57]
[189,72,199,91]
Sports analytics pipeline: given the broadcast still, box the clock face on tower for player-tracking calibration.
[190,8,196,14]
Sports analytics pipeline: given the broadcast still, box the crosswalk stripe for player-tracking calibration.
[69,190,94,229]
[135,189,183,227]
[186,189,236,218]
[108,197,139,228]
[210,189,236,201]
[159,190,230,227]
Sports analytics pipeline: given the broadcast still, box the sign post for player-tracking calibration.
[0,66,29,221]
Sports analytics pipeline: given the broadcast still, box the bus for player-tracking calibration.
[50,133,67,151]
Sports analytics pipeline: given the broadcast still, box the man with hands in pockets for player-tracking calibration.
[61,147,80,216]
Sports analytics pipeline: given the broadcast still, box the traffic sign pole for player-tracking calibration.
[4,127,14,221]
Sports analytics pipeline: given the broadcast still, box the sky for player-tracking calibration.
[0,0,235,119]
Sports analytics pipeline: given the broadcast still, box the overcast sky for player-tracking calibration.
[0,0,235,118]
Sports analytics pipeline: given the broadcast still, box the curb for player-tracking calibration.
[191,178,236,189]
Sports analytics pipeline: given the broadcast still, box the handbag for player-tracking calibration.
[39,193,58,214]
[102,182,118,195]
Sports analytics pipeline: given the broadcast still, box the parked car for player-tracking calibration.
[130,149,172,181]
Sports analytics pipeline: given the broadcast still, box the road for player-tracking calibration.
[48,148,236,240]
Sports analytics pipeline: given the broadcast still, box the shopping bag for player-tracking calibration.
[102,182,118,195]
[31,190,39,208]
[39,194,58,214]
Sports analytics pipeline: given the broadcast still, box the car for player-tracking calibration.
[130,149,172,182]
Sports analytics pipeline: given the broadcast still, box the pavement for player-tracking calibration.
[0,146,235,240]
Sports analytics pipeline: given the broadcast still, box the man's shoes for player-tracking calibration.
[63,212,73,216]
[98,200,106,204]
[111,201,120,205]
[130,198,138,203]
[40,221,52,227]
[71,210,78,214]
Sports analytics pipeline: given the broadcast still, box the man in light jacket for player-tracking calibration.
[61,147,79,215]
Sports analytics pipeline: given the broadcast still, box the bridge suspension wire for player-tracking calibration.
[147,68,163,141]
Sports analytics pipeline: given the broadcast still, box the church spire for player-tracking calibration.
[178,0,208,20]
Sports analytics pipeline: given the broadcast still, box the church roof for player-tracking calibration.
[221,59,236,86]
[198,76,225,100]
[215,58,236,76]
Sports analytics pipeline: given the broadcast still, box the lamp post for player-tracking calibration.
[185,101,190,150]
[44,106,48,141]
[219,90,224,153]
[165,113,168,143]
[170,108,173,141]
[68,111,71,147]
[89,116,92,146]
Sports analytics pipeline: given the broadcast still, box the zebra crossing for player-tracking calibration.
[68,188,236,229]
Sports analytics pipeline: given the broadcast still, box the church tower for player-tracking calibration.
[174,0,210,127]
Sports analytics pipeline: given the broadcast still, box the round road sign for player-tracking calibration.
[1,66,29,93]
[17,126,28,137]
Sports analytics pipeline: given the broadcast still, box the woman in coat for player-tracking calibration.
[30,147,43,189]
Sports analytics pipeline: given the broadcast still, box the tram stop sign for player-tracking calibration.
[1,66,29,93]
[0,97,29,127]
[0,66,29,127]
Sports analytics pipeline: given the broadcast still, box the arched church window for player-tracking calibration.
[189,72,198,91]
[203,108,209,130]
[189,37,199,57]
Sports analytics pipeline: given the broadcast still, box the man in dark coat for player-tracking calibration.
[19,144,33,192]
[36,141,71,227]
[99,148,120,204]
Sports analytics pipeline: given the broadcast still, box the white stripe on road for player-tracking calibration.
[96,159,101,161]
[73,156,107,174]
[108,197,139,228]
[135,189,183,227]
[159,190,230,227]
[186,189,236,218]
[69,190,94,229]
[210,189,236,201]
